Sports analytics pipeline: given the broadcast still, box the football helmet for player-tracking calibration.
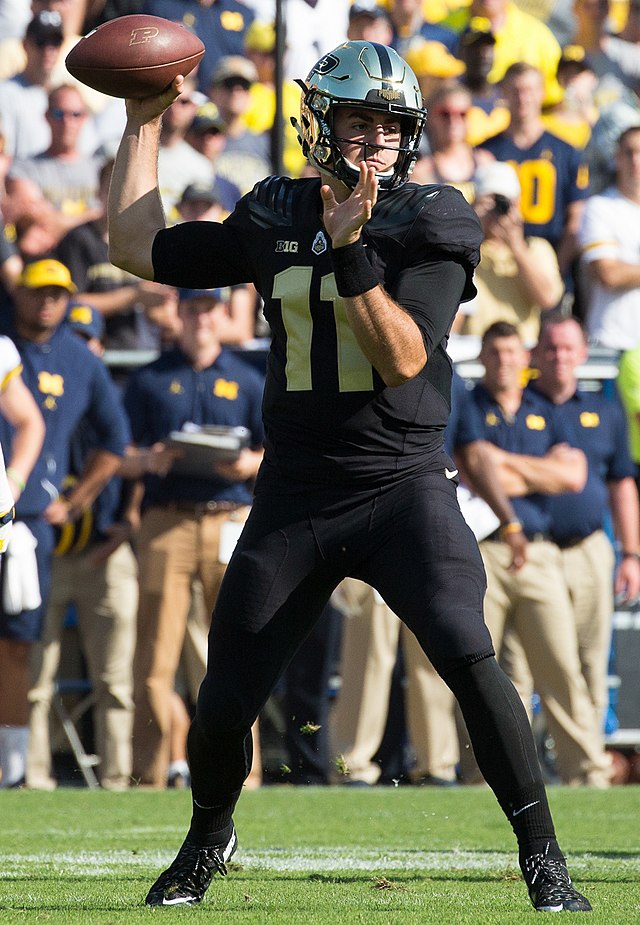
[293,41,427,190]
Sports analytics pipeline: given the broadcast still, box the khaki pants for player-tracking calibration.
[27,542,138,790]
[329,578,458,784]
[133,505,249,787]
[460,538,610,787]
[500,530,615,753]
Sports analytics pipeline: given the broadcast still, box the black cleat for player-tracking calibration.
[522,844,592,912]
[145,825,237,906]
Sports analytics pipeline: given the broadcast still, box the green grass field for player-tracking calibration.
[1,786,639,924]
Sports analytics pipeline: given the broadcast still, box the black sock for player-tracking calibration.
[187,791,241,847]
[447,656,560,859]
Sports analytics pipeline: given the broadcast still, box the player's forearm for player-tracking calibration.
[108,116,166,280]
[343,286,426,386]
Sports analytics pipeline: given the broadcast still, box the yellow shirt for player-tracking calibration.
[243,81,307,178]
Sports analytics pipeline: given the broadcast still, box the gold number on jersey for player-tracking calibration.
[508,158,557,225]
[274,267,373,392]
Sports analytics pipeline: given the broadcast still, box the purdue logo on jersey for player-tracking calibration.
[312,231,327,255]
[276,240,299,253]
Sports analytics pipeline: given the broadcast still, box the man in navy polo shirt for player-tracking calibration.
[0,259,129,788]
[502,314,640,760]
[456,320,611,787]
[123,286,264,788]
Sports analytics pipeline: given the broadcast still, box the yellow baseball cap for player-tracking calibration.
[405,40,465,80]
[18,259,76,292]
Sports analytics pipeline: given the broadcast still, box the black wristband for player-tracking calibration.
[331,240,379,298]
[621,551,640,560]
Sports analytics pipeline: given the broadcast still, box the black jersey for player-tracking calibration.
[152,177,482,486]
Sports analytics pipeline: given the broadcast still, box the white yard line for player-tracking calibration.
[1,847,638,878]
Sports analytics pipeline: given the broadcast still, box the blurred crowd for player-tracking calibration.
[1,0,640,791]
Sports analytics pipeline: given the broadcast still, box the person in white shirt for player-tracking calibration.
[579,124,640,352]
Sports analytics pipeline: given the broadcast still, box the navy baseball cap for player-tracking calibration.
[178,288,224,303]
[66,301,104,340]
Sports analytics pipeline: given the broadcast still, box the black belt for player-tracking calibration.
[485,530,550,543]
[555,535,589,549]
[158,500,246,517]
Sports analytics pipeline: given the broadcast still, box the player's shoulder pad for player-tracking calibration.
[246,176,317,229]
[371,183,483,266]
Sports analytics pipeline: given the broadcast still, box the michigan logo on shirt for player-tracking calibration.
[214,379,239,400]
[579,411,600,428]
[526,414,546,431]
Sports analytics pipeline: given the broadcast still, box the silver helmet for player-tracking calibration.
[293,41,427,190]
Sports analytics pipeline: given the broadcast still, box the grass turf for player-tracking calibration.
[0,786,638,923]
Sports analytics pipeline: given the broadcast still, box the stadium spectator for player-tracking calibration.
[573,0,640,98]
[500,314,640,762]
[206,56,272,195]
[55,159,176,350]
[26,301,138,791]
[541,47,599,150]
[0,333,45,786]
[388,0,459,55]
[185,106,243,212]
[347,1,393,43]
[578,124,640,352]
[403,40,467,118]
[478,62,590,286]
[122,287,265,788]
[242,19,307,178]
[458,16,510,145]
[411,81,493,194]
[453,0,564,107]
[278,0,350,82]
[0,11,65,159]
[460,161,564,344]
[0,259,128,789]
[140,0,255,95]
[158,75,215,219]
[455,321,611,788]
[7,85,102,238]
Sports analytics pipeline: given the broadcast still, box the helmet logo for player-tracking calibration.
[377,88,401,101]
[313,53,340,75]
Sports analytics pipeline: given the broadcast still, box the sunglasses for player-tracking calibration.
[433,108,469,119]
[34,36,63,48]
[49,108,85,120]
[219,77,252,92]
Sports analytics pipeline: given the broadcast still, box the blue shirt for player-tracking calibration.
[124,346,264,506]
[528,384,636,542]
[141,0,255,94]
[478,130,589,248]
[456,382,576,537]
[0,325,129,517]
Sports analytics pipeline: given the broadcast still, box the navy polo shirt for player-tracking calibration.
[528,384,636,542]
[456,382,576,537]
[0,325,129,517]
[123,346,265,507]
[141,0,254,93]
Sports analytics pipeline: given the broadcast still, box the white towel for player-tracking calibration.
[0,448,15,554]
[2,522,41,614]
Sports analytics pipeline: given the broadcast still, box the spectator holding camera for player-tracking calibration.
[460,162,563,345]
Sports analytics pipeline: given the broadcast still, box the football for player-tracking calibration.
[65,14,205,99]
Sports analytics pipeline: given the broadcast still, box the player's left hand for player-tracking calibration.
[320,162,378,248]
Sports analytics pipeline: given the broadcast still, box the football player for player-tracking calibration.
[108,41,592,913]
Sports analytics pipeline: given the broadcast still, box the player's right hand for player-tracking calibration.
[125,75,184,122]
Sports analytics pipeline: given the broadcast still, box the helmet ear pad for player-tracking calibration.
[295,41,427,190]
